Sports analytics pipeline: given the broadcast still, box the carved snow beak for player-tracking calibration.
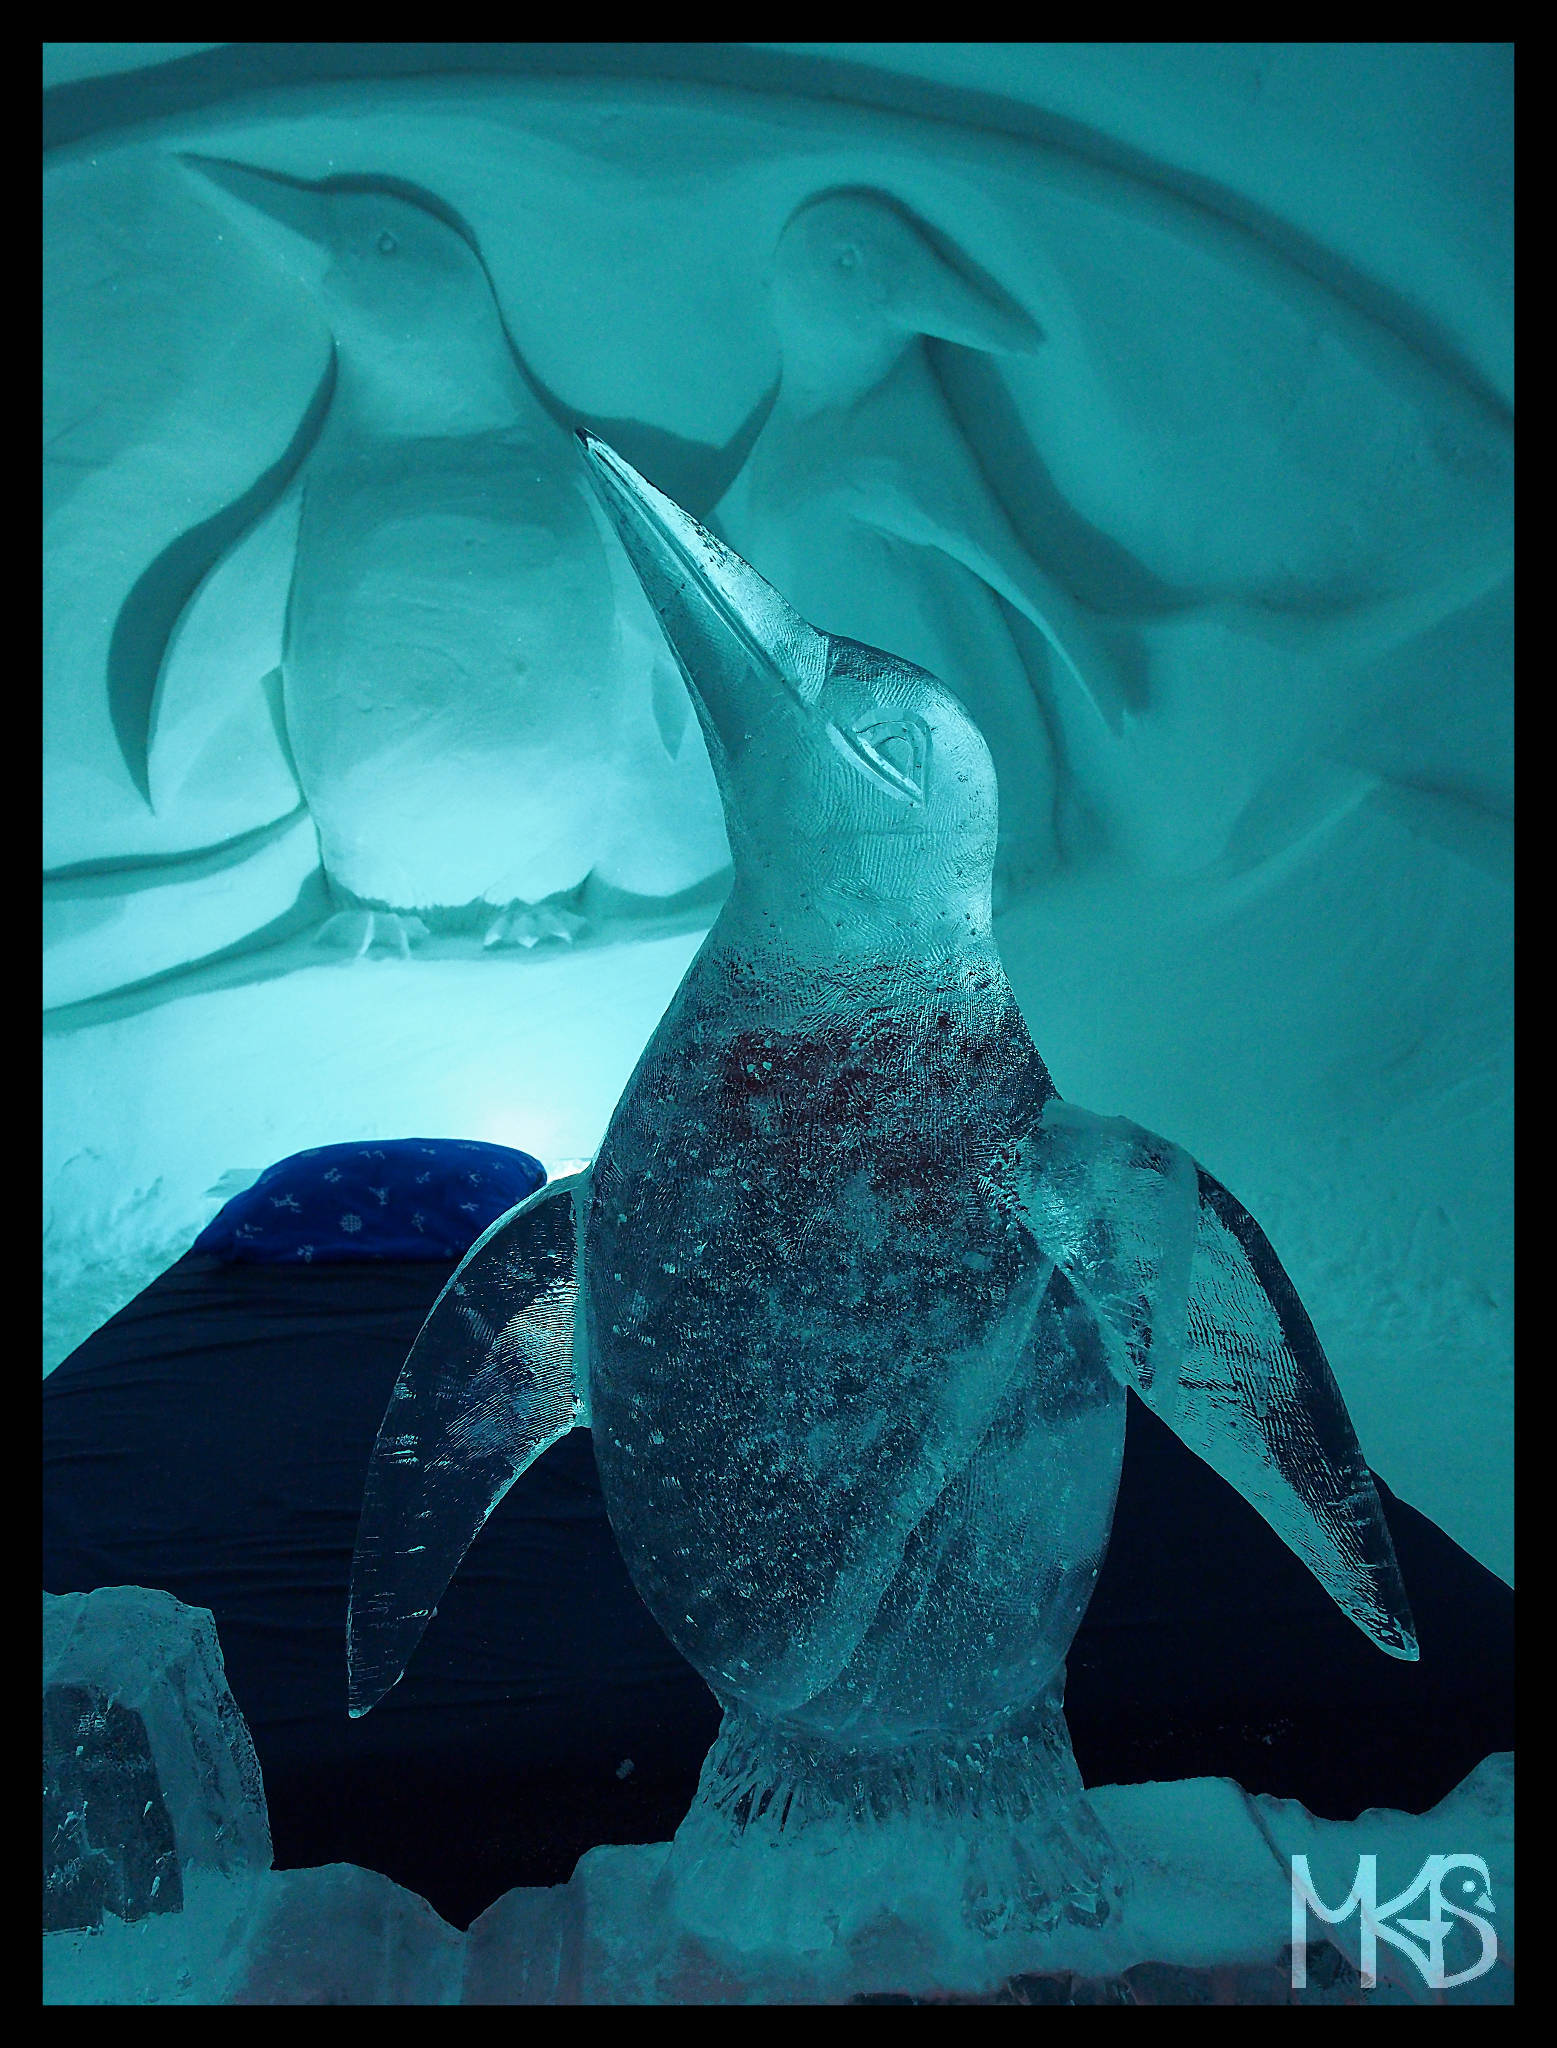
[577,433,828,764]
[179,155,334,288]
[886,247,1043,355]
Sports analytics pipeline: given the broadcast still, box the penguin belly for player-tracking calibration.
[587,975,1120,1744]
[285,432,621,913]
[799,1269,1124,1746]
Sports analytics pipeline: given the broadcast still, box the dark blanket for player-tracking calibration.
[43,1252,1513,1931]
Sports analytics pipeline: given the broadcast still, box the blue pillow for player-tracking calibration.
[192,1139,547,1264]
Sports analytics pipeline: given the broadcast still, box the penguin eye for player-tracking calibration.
[828,716,930,804]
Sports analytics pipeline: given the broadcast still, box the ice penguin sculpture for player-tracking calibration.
[349,440,1416,1953]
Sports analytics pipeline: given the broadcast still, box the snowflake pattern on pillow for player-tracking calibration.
[192,1139,547,1264]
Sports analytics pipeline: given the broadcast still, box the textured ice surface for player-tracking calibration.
[43,1587,271,2002]
[42,1587,465,2007]
[349,446,1416,1951]
[44,1587,271,1907]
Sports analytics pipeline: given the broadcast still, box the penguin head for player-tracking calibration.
[180,158,496,357]
[580,434,998,930]
[771,191,1042,398]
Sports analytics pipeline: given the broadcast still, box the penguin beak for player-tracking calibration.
[887,251,1043,355]
[577,433,828,761]
[179,155,334,288]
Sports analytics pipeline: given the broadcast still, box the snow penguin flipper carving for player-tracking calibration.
[1011,1103,1418,1661]
[347,1171,588,1717]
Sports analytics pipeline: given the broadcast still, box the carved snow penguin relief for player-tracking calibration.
[710,198,1513,901]
[169,159,727,951]
[713,192,1132,905]
[348,441,1416,1952]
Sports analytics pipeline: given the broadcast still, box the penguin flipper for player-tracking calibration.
[347,1171,588,1717]
[146,486,305,817]
[860,476,1131,734]
[1010,1103,1418,1661]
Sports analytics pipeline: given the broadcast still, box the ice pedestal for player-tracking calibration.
[462,1754,1514,2005]
[41,1587,1512,2004]
[225,1865,464,2005]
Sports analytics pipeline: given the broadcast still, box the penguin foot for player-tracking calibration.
[958,1700,1126,1938]
[663,1696,1127,1953]
[312,908,429,960]
[482,903,587,950]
